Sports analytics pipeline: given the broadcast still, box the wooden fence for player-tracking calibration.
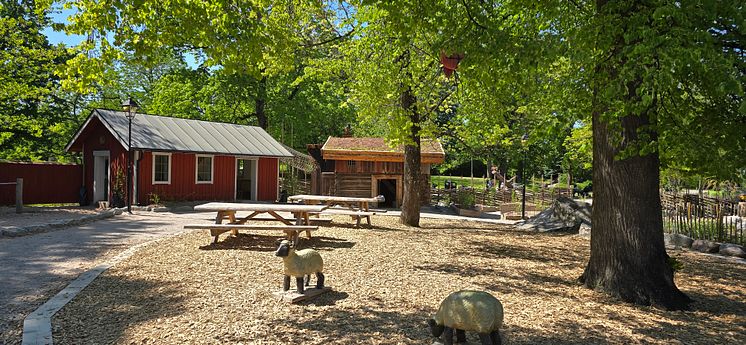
[430,185,572,218]
[0,161,83,206]
[279,174,312,196]
[661,191,744,246]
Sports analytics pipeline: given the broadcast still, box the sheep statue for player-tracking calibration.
[275,240,324,294]
[428,290,504,345]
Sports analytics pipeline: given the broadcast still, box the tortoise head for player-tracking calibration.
[427,318,444,337]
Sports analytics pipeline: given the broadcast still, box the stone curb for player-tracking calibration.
[21,233,174,345]
[1,208,125,238]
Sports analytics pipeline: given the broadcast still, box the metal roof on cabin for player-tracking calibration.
[321,137,444,154]
[86,109,292,157]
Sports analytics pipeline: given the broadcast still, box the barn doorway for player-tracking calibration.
[377,179,397,208]
[236,159,257,200]
[92,151,110,202]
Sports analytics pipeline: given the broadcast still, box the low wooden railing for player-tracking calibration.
[0,178,23,213]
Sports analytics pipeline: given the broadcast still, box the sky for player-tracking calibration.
[40,5,201,68]
[41,6,86,46]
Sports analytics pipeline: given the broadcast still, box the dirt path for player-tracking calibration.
[0,211,209,345]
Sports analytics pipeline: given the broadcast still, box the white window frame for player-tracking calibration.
[152,153,172,185]
[195,154,214,184]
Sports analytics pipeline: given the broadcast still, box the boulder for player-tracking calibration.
[664,233,694,248]
[719,243,746,258]
[518,197,592,233]
[691,239,720,253]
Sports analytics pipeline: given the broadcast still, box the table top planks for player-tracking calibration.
[287,194,384,203]
[193,202,327,213]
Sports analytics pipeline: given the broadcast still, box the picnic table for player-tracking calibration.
[188,202,327,245]
[287,195,385,227]
[287,194,384,211]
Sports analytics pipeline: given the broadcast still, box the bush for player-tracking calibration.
[453,188,476,209]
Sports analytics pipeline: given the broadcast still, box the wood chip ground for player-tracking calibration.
[52,215,745,344]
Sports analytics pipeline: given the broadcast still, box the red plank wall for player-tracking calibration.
[79,117,127,205]
[0,162,83,205]
[257,157,278,201]
[137,152,236,204]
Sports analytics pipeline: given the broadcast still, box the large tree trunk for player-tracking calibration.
[400,85,421,227]
[255,75,268,129]
[580,0,691,311]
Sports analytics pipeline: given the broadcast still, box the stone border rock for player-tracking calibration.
[664,233,746,263]
[21,231,177,345]
[1,208,125,238]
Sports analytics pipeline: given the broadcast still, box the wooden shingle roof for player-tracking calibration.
[321,137,445,163]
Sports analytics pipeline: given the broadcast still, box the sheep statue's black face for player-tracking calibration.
[276,239,325,294]
[275,241,291,257]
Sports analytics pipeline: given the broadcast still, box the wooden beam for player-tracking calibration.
[322,151,444,164]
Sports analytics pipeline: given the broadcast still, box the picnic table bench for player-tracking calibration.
[190,202,327,245]
[313,208,376,227]
[288,194,385,212]
[287,195,385,228]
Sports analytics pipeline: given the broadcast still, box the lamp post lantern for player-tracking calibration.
[122,97,139,214]
[521,133,528,220]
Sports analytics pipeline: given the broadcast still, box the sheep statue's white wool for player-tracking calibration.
[429,290,504,345]
[275,240,324,294]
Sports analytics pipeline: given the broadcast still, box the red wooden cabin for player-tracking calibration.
[65,109,291,206]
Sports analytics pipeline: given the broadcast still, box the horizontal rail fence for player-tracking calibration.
[661,191,744,246]
[431,185,572,217]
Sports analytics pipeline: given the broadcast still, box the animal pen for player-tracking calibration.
[661,191,745,246]
[431,179,573,219]
[279,144,316,197]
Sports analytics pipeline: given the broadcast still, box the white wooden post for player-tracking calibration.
[16,178,23,213]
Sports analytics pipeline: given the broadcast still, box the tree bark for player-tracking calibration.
[255,75,268,129]
[400,84,421,227]
[580,0,691,311]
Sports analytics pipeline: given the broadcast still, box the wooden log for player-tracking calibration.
[272,286,332,303]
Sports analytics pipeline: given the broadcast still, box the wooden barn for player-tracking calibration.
[309,137,445,208]
[65,108,292,206]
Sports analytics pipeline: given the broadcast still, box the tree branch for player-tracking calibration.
[301,27,356,48]
[461,0,489,31]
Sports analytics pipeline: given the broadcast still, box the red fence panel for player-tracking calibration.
[0,162,83,205]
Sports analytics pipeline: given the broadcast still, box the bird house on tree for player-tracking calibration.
[439,51,465,78]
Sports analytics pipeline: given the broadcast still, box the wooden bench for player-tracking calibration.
[246,215,333,225]
[316,209,376,228]
[184,224,318,244]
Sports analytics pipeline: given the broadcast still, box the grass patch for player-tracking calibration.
[430,175,487,189]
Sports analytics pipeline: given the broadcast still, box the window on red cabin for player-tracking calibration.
[153,153,171,184]
[196,155,213,184]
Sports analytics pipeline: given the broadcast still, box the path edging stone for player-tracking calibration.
[1,208,124,238]
[21,232,167,345]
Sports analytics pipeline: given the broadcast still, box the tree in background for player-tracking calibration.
[58,0,355,150]
[342,2,461,226]
[0,0,77,161]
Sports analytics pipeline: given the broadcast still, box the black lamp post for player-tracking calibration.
[521,133,529,220]
[122,97,139,214]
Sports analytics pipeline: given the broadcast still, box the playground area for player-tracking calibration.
[51,214,745,344]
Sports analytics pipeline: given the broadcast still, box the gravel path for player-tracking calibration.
[0,211,208,345]
[51,215,746,344]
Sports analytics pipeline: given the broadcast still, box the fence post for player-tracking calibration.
[16,178,23,213]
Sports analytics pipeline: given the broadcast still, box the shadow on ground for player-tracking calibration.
[53,271,186,344]
[199,234,356,252]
